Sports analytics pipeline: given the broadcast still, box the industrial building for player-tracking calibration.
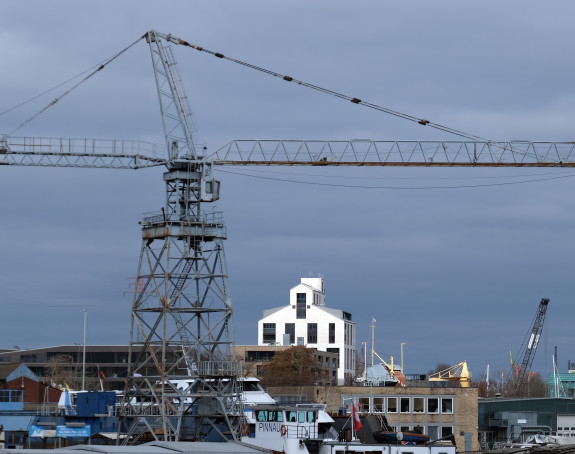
[478,397,575,447]
[0,346,130,391]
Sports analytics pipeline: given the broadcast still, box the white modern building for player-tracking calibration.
[257,276,356,385]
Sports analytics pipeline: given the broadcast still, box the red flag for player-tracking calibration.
[352,402,362,431]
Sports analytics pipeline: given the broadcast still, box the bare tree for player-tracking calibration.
[260,346,328,387]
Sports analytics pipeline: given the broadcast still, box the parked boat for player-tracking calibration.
[373,430,430,445]
[241,403,454,454]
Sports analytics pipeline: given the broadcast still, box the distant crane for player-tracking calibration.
[0,30,570,441]
[510,298,549,392]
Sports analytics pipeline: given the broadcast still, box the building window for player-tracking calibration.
[297,337,304,346]
[246,350,275,362]
[441,426,454,437]
[263,323,276,344]
[441,398,453,414]
[387,397,397,413]
[400,397,410,413]
[285,323,295,344]
[307,323,317,344]
[428,398,439,413]
[296,293,306,319]
[359,397,370,412]
[373,397,384,413]
[413,397,424,413]
[329,323,335,343]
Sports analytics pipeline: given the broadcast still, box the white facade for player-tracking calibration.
[257,277,356,385]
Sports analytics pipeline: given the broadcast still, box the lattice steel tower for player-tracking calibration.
[118,30,243,443]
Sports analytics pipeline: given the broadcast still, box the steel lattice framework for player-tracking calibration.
[515,298,549,391]
[116,31,244,443]
[213,139,575,167]
[1,29,574,443]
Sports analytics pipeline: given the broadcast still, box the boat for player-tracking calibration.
[240,403,455,454]
[237,383,455,454]
[373,430,430,445]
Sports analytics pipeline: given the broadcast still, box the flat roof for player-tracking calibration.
[0,441,272,454]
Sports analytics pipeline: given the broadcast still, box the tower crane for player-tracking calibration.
[0,31,571,442]
[510,298,549,392]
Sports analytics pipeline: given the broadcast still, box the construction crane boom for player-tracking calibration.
[514,298,549,390]
[4,136,575,168]
[213,139,575,167]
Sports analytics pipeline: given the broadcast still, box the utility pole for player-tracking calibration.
[82,309,87,391]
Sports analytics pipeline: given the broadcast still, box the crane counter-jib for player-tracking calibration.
[0,135,167,169]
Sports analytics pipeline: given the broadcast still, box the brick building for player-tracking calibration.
[266,384,478,451]
[0,364,61,411]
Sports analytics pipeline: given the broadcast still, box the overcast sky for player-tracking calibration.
[1,1,575,381]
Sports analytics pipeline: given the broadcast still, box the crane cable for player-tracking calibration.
[216,167,575,190]
[8,36,144,136]
[174,38,490,143]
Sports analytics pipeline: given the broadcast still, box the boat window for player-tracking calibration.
[287,411,298,422]
[298,411,306,423]
[306,411,316,423]
[256,410,283,422]
[243,382,261,392]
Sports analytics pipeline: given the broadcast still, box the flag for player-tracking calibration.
[98,368,105,380]
[352,402,362,431]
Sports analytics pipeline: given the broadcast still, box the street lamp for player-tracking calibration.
[401,342,406,373]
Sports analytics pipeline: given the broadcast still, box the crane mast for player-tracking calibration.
[117,31,243,443]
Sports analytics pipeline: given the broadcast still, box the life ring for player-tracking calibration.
[241,424,248,436]
[280,425,287,437]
